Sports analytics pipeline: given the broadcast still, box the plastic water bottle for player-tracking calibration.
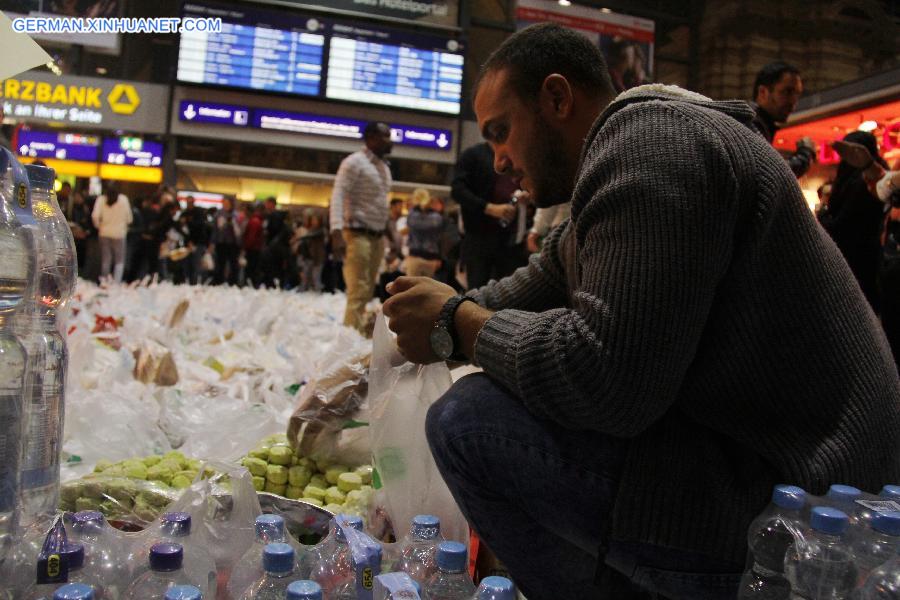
[881,486,900,502]
[127,543,192,599]
[145,512,216,597]
[15,164,76,523]
[738,485,807,599]
[856,556,900,599]
[53,583,95,600]
[305,515,364,597]
[0,147,34,567]
[394,515,442,585]
[826,485,864,523]
[164,585,202,600]
[375,572,421,599]
[23,542,103,599]
[422,542,474,600]
[242,542,296,599]
[784,507,857,599]
[67,511,123,597]
[470,576,515,600]
[228,514,289,597]
[285,580,323,599]
[853,511,900,580]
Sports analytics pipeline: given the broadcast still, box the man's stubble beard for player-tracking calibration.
[528,114,577,209]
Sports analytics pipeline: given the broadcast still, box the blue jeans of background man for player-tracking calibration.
[425,373,743,600]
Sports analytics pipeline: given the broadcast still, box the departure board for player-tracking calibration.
[178,2,326,96]
[176,2,464,115]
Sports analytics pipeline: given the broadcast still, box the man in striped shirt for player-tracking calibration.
[330,122,394,332]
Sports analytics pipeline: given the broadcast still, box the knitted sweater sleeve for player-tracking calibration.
[474,102,740,437]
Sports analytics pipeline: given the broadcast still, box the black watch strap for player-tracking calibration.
[438,295,476,361]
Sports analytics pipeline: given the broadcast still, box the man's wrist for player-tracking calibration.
[453,299,493,362]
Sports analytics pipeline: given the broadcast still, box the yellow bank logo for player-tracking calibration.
[107,84,140,115]
[0,79,141,114]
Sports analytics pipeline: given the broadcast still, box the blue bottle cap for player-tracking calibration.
[334,515,364,542]
[826,484,862,504]
[72,511,105,525]
[262,542,294,574]
[161,512,192,537]
[164,585,203,600]
[53,583,94,600]
[149,542,184,572]
[772,485,807,511]
[286,580,323,600]
[810,506,849,536]
[255,514,286,541]
[24,163,55,189]
[880,485,900,500]
[478,576,516,600]
[872,512,900,537]
[435,541,467,572]
[412,515,441,540]
[61,542,85,570]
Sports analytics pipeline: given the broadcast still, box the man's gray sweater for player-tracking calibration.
[470,86,900,565]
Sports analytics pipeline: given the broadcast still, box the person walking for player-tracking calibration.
[91,181,132,283]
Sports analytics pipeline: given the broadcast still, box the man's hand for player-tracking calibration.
[831,140,873,169]
[484,203,517,222]
[330,230,346,260]
[382,276,457,364]
[526,231,540,254]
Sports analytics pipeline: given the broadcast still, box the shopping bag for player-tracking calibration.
[368,312,469,545]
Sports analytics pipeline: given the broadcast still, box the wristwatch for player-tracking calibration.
[430,295,476,361]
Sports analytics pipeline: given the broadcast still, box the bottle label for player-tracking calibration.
[856,499,900,513]
[375,572,421,599]
[338,517,382,600]
[5,151,35,226]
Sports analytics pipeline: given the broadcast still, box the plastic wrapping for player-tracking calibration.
[367,314,469,547]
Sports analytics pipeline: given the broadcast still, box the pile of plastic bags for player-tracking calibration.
[61,280,369,482]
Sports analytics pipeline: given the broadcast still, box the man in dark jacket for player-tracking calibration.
[452,142,527,289]
[382,23,900,599]
[750,61,816,177]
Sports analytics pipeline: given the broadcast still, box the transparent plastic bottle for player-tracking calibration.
[826,485,864,522]
[422,542,474,600]
[0,147,34,568]
[394,515,443,585]
[23,542,103,599]
[470,576,515,600]
[881,486,900,502]
[242,542,296,600]
[67,511,124,598]
[53,583,95,600]
[228,514,289,598]
[306,516,364,597]
[738,485,807,600]
[784,507,857,600]
[853,511,900,581]
[136,512,216,597]
[285,580,323,600]
[127,543,193,600]
[856,556,900,599]
[164,585,202,600]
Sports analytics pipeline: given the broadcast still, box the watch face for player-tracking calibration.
[429,327,454,360]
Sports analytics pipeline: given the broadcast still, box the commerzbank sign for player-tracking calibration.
[0,73,167,134]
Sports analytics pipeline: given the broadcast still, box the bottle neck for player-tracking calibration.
[266,569,292,579]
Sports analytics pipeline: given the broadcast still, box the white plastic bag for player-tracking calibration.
[367,313,469,545]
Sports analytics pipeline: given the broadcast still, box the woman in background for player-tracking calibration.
[91,181,132,283]
[404,188,445,278]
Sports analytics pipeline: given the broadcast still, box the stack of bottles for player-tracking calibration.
[738,482,900,599]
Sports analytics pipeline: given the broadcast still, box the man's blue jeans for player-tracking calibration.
[425,373,743,600]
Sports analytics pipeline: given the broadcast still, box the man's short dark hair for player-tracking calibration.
[475,22,615,104]
[390,198,404,206]
[753,61,801,99]
[364,121,388,138]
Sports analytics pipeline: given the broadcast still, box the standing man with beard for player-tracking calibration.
[381,23,900,599]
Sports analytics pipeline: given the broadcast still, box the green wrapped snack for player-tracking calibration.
[93,460,114,473]
[302,497,324,507]
[285,485,303,500]
[252,476,265,491]
[60,481,84,503]
[103,466,124,478]
[164,451,186,465]
[337,472,362,493]
[187,459,203,471]
[171,475,192,489]
[266,433,289,445]
[325,503,344,514]
[241,456,268,477]
[136,489,171,508]
[266,465,289,485]
[124,464,148,480]
[249,446,270,461]
[324,466,349,485]
[303,485,326,502]
[288,466,312,489]
[105,479,137,505]
[264,481,287,496]
[143,455,162,467]
[314,458,331,473]
[297,457,314,470]
[59,498,76,512]
[98,499,121,516]
[133,498,159,522]
[291,455,300,466]
[324,486,346,505]
[268,446,293,466]
[354,465,373,485]
[75,497,99,512]
[309,475,327,489]
[82,480,105,500]
[146,464,174,485]
[176,470,199,482]
[158,460,182,473]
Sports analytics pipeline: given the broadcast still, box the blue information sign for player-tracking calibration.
[15,130,100,162]
[101,137,164,167]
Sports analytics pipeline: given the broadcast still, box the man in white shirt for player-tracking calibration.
[330,122,394,332]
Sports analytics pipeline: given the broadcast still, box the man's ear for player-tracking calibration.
[539,74,574,120]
